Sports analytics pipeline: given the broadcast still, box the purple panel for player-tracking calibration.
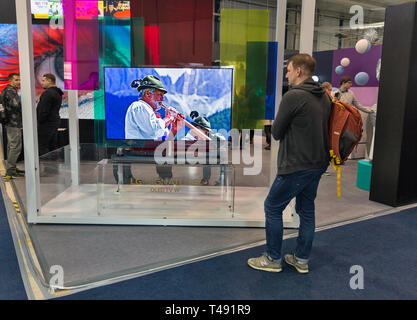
[331,44,382,88]
[63,0,99,90]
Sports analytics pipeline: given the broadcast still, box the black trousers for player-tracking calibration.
[38,126,59,157]
[264,125,272,146]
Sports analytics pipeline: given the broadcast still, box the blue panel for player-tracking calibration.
[265,41,277,120]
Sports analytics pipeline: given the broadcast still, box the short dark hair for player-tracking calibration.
[340,76,352,85]
[8,73,19,80]
[288,54,316,76]
[43,73,56,84]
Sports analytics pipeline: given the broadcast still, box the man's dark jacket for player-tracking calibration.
[1,85,22,128]
[37,86,63,128]
[272,78,331,174]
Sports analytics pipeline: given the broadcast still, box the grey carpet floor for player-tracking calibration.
[9,146,390,287]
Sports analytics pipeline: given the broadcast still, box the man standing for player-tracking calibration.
[334,76,374,115]
[248,54,331,273]
[125,75,183,140]
[2,73,24,178]
[37,73,63,156]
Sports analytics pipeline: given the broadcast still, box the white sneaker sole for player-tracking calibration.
[247,260,282,273]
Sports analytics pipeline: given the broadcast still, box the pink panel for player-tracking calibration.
[144,26,159,65]
[350,87,379,107]
[63,0,99,90]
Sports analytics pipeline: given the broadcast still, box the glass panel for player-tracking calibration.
[35,142,279,225]
[38,144,105,218]
[97,161,235,220]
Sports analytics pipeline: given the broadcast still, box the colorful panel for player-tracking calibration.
[220,9,269,129]
[94,16,132,145]
[131,0,213,66]
[265,42,277,120]
[63,0,99,90]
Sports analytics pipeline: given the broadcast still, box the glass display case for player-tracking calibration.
[30,143,279,227]
[97,158,235,221]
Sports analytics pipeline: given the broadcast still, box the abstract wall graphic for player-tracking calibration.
[0,24,64,95]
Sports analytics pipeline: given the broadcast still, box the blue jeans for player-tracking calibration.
[264,167,327,262]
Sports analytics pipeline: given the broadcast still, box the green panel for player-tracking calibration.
[244,41,268,129]
[131,17,145,67]
[94,17,138,146]
[220,9,269,129]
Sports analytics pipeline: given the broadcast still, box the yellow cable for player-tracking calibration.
[329,150,342,197]
[337,164,341,198]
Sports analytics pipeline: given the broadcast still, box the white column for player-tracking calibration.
[299,0,316,55]
[15,0,41,223]
[68,90,80,185]
[270,1,287,181]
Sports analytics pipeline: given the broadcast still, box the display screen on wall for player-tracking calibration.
[48,0,63,18]
[31,0,49,19]
[31,1,132,20]
[99,1,130,18]
[104,67,233,141]
[31,0,63,19]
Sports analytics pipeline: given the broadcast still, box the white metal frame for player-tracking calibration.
[300,0,316,55]
[15,0,41,224]
[68,90,80,185]
[15,0,317,227]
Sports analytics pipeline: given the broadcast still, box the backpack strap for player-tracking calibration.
[329,150,341,198]
[327,93,344,198]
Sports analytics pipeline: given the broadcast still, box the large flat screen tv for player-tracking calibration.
[104,67,233,141]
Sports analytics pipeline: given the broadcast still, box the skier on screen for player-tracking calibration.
[125,75,184,140]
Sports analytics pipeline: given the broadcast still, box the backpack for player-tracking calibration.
[326,90,363,197]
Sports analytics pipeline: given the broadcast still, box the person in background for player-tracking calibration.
[2,73,24,178]
[321,81,333,95]
[104,1,118,16]
[247,54,331,274]
[37,73,63,156]
[334,76,375,161]
[334,76,374,115]
[264,120,272,150]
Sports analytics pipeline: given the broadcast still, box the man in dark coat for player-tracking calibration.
[248,54,331,274]
[37,73,63,156]
[2,73,24,177]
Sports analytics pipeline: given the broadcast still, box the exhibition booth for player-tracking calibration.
[5,0,414,291]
